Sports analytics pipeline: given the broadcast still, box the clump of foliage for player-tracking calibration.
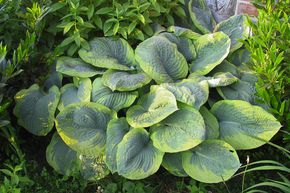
[14,8,282,183]
[0,0,48,48]
[0,1,48,190]
[1,0,187,66]
[0,162,33,193]
[0,31,36,193]
[244,0,290,141]
[48,0,186,56]
[0,32,36,162]
[0,0,287,192]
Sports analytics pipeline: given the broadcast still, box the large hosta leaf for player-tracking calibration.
[162,153,188,177]
[167,26,201,40]
[46,132,81,176]
[239,71,258,84]
[217,79,256,104]
[199,106,219,139]
[205,73,238,87]
[210,60,239,77]
[56,102,117,156]
[189,72,238,87]
[211,100,281,149]
[102,70,151,91]
[79,155,110,181]
[188,0,216,34]
[116,128,164,180]
[105,118,130,173]
[14,84,60,136]
[182,140,240,183]
[190,32,231,75]
[158,32,196,62]
[43,66,63,91]
[135,36,188,84]
[56,56,103,77]
[214,15,250,52]
[79,38,136,71]
[126,86,178,128]
[160,79,209,109]
[92,78,138,111]
[229,49,251,67]
[151,105,206,152]
[58,78,92,111]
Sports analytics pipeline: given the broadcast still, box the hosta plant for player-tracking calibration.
[13,14,281,183]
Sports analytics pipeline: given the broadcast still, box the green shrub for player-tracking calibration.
[47,0,186,56]
[0,32,36,162]
[0,2,43,191]
[1,0,186,67]
[0,0,48,49]
[13,12,282,183]
[244,0,290,142]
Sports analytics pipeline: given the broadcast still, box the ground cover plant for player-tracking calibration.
[13,11,282,184]
[1,0,290,192]
[0,0,189,191]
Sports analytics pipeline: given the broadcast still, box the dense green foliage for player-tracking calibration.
[0,32,36,166]
[1,0,186,65]
[50,0,186,56]
[1,0,289,192]
[14,12,282,183]
[244,0,290,143]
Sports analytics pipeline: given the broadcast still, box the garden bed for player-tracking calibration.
[0,0,289,193]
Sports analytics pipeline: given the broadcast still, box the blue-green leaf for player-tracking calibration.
[217,72,257,104]
[102,70,151,91]
[158,32,196,62]
[188,0,216,34]
[58,78,92,111]
[214,15,250,52]
[56,56,103,77]
[188,72,238,87]
[211,100,281,149]
[182,140,240,183]
[126,86,178,128]
[46,132,81,176]
[92,78,138,111]
[14,85,60,136]
[79,38,136,71]
[190,32,230,75]
[162,153,188,177]
[135,36,188,84]
[56,102,117,156]
[151,105,206,152]
[160,79,209,109]
[105,118,130,173]
[199,106,219,139]
[117,128,164,180]
[167,26,201,40]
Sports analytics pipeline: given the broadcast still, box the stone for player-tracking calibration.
[237,2,258,16]
[205,0,237,22]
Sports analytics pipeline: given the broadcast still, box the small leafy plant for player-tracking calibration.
[0,162,33,193]
[13,9,282,184]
